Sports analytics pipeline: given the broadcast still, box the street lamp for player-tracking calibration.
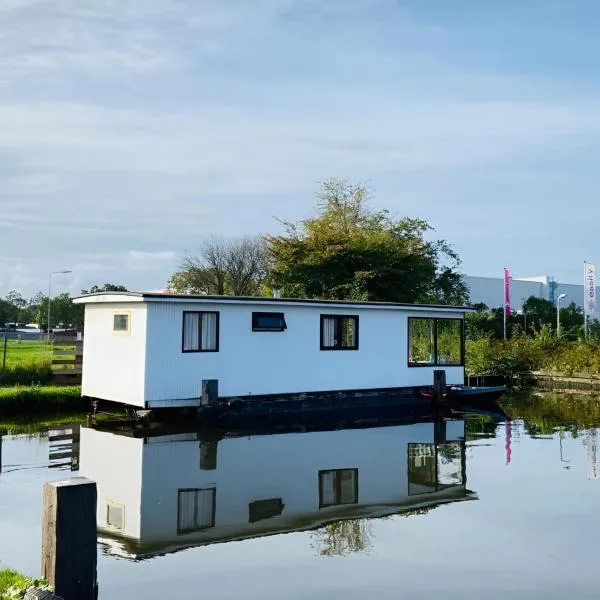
[48,270,72,339]
[557,293,568,337]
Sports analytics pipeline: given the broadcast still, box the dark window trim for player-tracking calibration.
[182,311,220,353]
[407,317,464,368]
[176,487,216,534]
[318,468,359,509]
[320,314,359,351]
[251,311,287,332]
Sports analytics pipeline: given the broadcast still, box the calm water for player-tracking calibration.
[1,394,600,599]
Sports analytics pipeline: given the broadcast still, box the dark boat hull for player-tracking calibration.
[198,385,507,429]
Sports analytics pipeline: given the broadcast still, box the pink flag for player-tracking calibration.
[504,268,511,316]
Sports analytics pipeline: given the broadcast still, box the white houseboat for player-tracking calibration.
[73,292,502,414]
[79,417,473,559]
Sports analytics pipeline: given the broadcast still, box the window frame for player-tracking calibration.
[105,501,125,532]
[181,311,220,353]
[319,314,359,351]
[112,311,131,335]
[176,487,216,534]
[407,317,464,368]
[251,311,287,332]
[318,468,359,508]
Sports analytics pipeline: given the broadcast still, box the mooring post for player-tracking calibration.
[42,477,97,600]
[433,369,447,403]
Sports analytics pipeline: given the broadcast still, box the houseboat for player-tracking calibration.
[79,416,474,559]
[72,292,505,417]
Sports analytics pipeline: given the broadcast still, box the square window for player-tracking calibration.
[182,311,219,352]
[113,313,130,333]
[318,469,358,508]
[252,312,287,332]
[177,488,216,534]
[106,502,125,531]
[320,315,359,350]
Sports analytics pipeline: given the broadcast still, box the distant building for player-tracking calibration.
[464,274,599,316]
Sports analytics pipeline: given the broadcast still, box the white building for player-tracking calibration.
[79,418,472,559]
[73,292,469,409]
[464,274,600,315]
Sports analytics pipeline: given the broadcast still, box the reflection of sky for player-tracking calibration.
[1,423,599,599]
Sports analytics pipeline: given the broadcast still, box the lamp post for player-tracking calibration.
[556,293,568,337]
[48,270,72,340]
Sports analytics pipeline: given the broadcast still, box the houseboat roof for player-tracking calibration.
[72,291,473,313]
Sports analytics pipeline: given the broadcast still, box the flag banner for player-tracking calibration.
[504,268,511,316]
[585,262,596,316]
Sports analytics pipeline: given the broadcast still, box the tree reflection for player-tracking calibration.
[311,519,373,557]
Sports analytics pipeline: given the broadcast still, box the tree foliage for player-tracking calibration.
[81,283,128,294]
[466,296,588,341]
[168,236,266,296]
[264,179,468,304]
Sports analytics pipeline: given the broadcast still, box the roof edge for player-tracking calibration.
[72,291,473,311]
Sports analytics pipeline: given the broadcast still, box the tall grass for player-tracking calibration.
[0,384,82,416]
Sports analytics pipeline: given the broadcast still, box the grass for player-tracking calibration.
[0,411,86,435]
[0,568,51,598]
[0,384,83,416]
[1,340,52,368]
[0,340,76,385]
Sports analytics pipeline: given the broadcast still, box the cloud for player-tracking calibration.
[1,0,600,295]
[125,250,179,271]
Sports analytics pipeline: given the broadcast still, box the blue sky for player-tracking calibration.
[2,0,600,297]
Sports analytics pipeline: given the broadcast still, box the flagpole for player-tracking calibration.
[584,261,588,339]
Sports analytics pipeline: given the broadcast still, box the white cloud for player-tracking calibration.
[1,0,600,296]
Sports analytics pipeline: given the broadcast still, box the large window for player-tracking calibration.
[177,488,216,534]
[252,312,287,332]
[408,442,464,496]
[320,315,359,350]
[319,469,358,508]
[182,311,219,352]
[408,318,463,367]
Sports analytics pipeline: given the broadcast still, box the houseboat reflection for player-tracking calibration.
[79,417,475,560]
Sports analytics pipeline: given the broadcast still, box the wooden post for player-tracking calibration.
[433,369,447,403]
[42,477,97,600]
[201,379,218,406]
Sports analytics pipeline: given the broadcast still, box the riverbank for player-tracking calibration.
[0,567,51,598]
[0,384,82,416]
[466,331,600,387]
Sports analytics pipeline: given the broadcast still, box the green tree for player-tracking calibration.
[265,179,468,304]
[311,519,373,557]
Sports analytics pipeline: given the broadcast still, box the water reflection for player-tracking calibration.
[79,417,474,560]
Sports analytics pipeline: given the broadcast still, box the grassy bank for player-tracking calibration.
[0,568,51,598]
[0,384,83,416]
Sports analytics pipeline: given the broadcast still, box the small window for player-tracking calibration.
[252,312,287,332]
[182,311,219,352]
[248,498,285,523]
[320,315,359,350]
[319,469,358,508]
[177,488,216,534]
[113,313,130,333]
[106,502,125,531]
[408,318,464,367]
